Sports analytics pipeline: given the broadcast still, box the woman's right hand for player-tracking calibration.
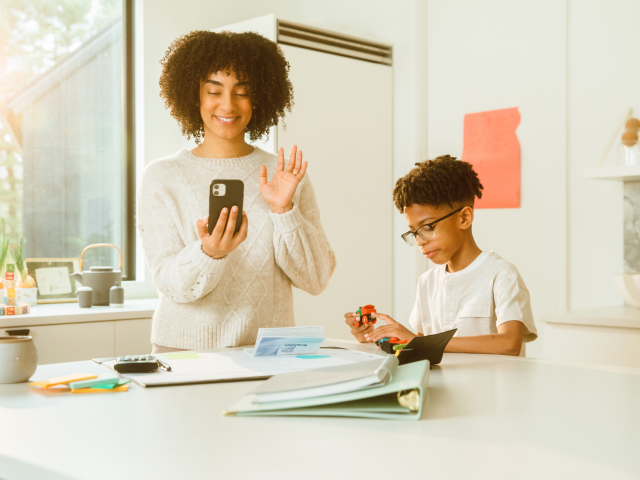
[196,206,248,259]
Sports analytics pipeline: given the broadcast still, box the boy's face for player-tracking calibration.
[404,203,474,265]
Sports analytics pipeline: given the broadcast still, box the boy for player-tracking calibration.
[345,155,537,356]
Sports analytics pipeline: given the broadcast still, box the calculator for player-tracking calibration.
[114,355,159,373]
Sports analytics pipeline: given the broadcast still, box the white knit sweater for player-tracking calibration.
[137,147,336,349]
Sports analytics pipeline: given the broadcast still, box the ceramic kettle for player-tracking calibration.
[70,244,122,306]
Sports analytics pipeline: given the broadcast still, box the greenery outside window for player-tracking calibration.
[0,0,136,279]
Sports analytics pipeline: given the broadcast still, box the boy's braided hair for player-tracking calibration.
[392,155,483,212]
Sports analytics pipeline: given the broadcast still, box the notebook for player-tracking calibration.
[223,360,430,420]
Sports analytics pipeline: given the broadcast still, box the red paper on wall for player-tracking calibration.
[461,107,521,209]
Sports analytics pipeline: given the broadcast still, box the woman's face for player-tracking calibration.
[199,68,252,141]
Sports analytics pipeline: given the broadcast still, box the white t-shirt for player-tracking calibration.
[409,251,538,346]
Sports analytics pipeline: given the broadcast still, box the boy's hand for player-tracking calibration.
[344,312,374,343]
[364,313,417,343]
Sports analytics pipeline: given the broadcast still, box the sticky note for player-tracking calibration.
[69,374,121,390]
[461,107,521,209]
[71,385,129,394]
[159,352,201,360]
[91,378,131,389]
[30,373,98,389]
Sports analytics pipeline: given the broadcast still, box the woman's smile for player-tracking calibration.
[214,115,240,125]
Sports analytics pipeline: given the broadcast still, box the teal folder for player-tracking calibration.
[223,360,429,420]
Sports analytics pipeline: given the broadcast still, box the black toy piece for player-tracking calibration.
[396,329,458,366]
[375,337,409,354]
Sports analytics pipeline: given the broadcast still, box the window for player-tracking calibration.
[0,0,136,279]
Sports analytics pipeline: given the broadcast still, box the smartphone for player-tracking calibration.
[208,179,244,235]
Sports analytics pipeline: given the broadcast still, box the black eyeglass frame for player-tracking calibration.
[401,206,472,245]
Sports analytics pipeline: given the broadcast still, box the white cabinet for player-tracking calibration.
[278,45,393,340]
[217,15,394,341]
[16,322,116,365]
[0,299,156,365]
[115,318,153,356]
[3,318,153,365]
[540,306,640,368]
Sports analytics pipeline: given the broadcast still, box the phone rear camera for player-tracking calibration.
[214,185,219,189]
[213,191,219,196]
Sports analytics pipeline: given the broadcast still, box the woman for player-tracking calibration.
[138,31,336,353]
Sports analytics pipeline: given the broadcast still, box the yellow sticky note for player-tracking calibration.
[30,373,98,389]
[71,385,129,394]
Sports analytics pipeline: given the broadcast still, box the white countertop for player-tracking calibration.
[0,298,158,329]
[540,304,640,329]
[1,339,639,480]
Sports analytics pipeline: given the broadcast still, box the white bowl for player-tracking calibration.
[614,274,640,308]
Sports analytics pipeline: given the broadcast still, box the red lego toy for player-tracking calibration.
[355,305,377,327]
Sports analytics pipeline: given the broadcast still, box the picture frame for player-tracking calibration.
[24,258,81,304]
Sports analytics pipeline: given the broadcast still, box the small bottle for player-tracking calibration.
[110,281,124,307]
[619,118,640,166]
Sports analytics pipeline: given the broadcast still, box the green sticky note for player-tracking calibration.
[92,379,131,389]
[160,352,201,360]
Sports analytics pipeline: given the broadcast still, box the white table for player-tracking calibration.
[1,340,639,480]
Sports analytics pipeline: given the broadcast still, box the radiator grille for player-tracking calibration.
[277,20,392,66]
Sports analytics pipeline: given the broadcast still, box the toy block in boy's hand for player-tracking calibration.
[355,305,377,327]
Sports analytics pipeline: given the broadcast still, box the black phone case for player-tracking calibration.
[209,179,244,235]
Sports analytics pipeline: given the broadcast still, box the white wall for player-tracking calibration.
[426,0,568,358]
[425,0,640,358]
[140,0,427,325]
[567,0,640,309]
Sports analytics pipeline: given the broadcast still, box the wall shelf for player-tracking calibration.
[585,165,640,182]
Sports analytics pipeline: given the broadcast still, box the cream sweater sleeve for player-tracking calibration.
[269,176,337,295]
[137,169,227,303]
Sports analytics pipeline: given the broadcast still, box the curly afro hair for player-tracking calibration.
[392,155,483,212]
[159,30,294,143]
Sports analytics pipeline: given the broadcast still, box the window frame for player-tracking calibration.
[123,0,136,281]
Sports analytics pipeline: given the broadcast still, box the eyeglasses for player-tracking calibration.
[401,206,470,246]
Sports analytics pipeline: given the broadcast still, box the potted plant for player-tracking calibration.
[0,219,10,294]
[13,237,37,306]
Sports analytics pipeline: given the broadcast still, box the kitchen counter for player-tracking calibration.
[540,304,640,368]
[0,298,158,329]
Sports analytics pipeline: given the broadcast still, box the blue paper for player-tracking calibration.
[244,336,326,357]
